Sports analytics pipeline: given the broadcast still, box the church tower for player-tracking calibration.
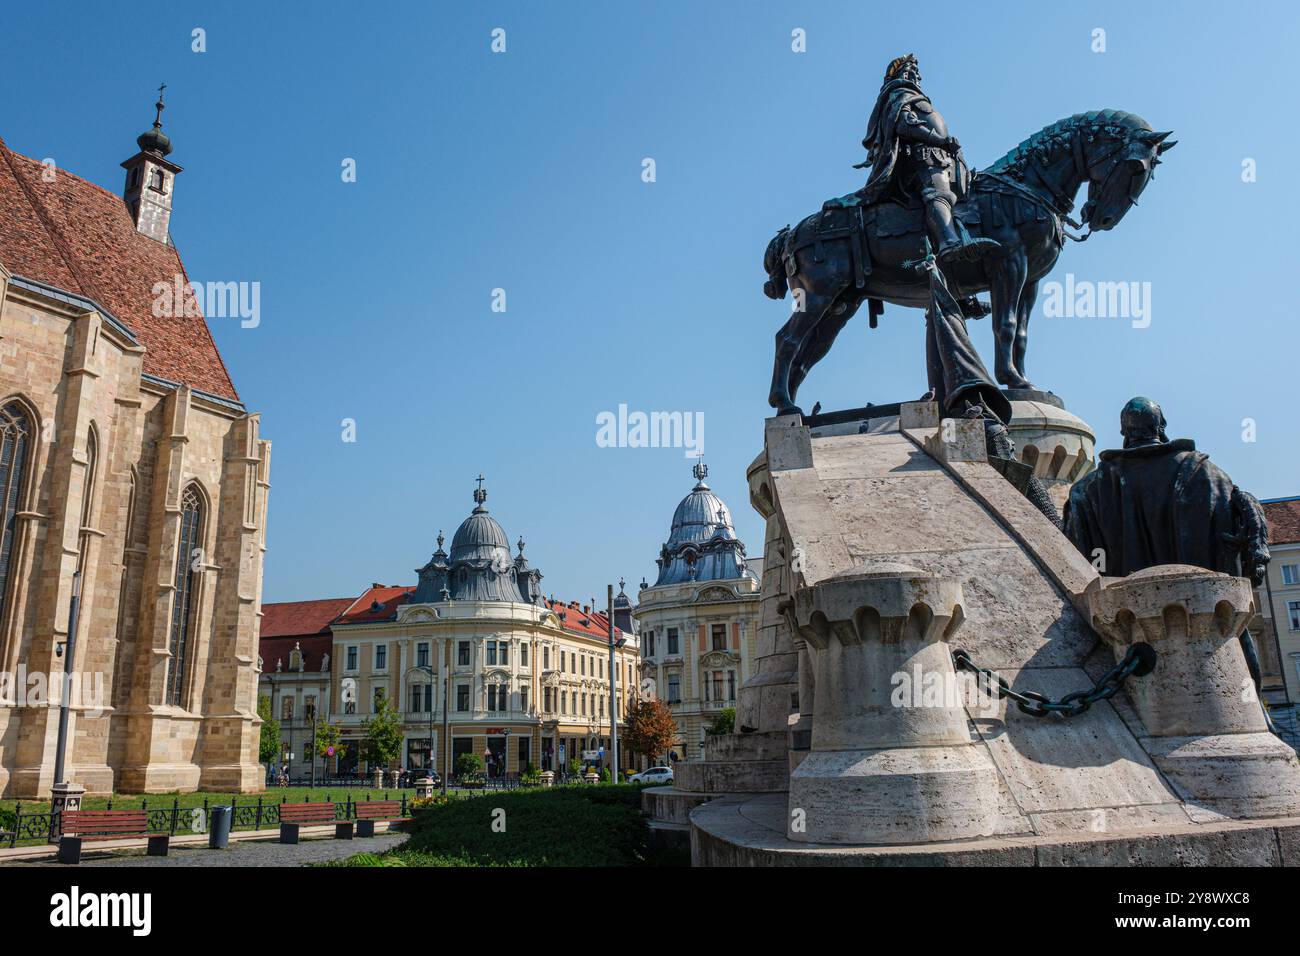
[121,84,182,244]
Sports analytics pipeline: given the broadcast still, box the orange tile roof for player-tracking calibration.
[334,586,417,626]
[0,136,239,401]
[1265,498,1300,546]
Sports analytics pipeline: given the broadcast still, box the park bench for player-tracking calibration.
[278,802,352,844]
[354,800,404,838]
[58,809,169,864]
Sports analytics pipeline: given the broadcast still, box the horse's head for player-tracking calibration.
[1081,127,1176,231]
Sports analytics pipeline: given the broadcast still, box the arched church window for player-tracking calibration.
[0,401,32,622]
[166,484,204,707]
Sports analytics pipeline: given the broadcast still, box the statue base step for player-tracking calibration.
[788,745,1029,845]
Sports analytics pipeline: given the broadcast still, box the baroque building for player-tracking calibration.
[260,480,639,778]
[634,464,762,762]
[0,97,270,796]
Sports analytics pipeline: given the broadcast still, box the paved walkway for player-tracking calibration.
[16,832,406,867]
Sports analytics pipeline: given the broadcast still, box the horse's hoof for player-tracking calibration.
[774,404,803,418]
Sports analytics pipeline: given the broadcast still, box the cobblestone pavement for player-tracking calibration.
[24,832,406,867]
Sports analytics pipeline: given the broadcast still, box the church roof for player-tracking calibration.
[0,135,239,401]
[261,597,353,638]
[1264,497,1300,546]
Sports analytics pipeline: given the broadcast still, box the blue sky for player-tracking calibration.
[4,1,1298,602]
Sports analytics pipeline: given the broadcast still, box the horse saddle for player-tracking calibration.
[821,190,982,239]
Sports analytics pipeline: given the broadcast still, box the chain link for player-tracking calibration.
[951,643,1157,718]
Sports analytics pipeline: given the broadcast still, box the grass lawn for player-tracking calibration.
[328,783,687,867]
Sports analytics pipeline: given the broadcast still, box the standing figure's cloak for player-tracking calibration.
[1063,439,1244,577]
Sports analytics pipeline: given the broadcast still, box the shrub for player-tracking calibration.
[383,785,685,867]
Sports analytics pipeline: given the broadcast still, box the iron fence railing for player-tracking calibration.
[1,792,410,850]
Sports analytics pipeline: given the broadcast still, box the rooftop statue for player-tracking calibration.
[763,55,1174,415]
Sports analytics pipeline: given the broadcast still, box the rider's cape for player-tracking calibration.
[858,79,975,207]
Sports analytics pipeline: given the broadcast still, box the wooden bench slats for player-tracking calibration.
[279,803,338,823]
[355,802,403,820]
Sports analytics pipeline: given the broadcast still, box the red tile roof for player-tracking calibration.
[261,597,354,639]
[259,597,353,674]
[324,585,622,642]
[544,598,621,642]
[334,586,417,626]
[1265,498,1300,546]
[260,634,332,674]
[0,136,239,401]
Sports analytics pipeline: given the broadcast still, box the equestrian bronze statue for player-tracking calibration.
[763,54,1175,415]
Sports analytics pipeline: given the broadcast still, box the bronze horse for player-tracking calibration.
[763,111,1175,415]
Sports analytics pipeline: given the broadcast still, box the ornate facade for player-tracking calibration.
[262,481,639,778]
[634,464,762,761]
[0,99,270,796]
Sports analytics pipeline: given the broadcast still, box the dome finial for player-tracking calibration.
[136,82,173,157]
[472,474,488,512]
[692,459,708,487]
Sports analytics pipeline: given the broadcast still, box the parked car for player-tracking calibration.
[629,766,674,785]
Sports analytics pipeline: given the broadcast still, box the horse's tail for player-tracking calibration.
[762,225,791,299]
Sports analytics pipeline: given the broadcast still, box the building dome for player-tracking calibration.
[412,479,544,605]
[137,126,173,157]
[652,463,755,587]
[450,505,512,566]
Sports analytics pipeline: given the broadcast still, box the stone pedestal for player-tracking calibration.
[1089,565,1300,817]
[373,767,384,790]
[583,770,599,785]
[1003,393,1095,512]
[539,771,555,787]
[50,781,85,814]
[787,563,1025,845]
[414,777,436,799]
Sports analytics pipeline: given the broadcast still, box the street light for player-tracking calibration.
[607,584,627,780]
[412,664,437,788]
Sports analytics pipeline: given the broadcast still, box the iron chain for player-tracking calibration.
[951,643,1157,718]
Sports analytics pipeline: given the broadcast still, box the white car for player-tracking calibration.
[630,766,674,785]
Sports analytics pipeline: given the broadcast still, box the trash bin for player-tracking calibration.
[209,805,233,849]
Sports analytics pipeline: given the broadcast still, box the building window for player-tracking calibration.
[486,641,497,666]
[166,484,204,707]
[487,685,500,711]
[560,649,566,672]
[281,697,294,721]
[520,642,528,667]
[667,628,679,655]
[727,670,736,701]
[410,683,423,713]
[1289,601,1300,632]
[458,641,470,666]
[668,674,681,704]
[375,645,387,670]
[712,623,728,651]
[456,684,469,711]
[500,641,509,666]
[0,401,32,623]
[544,687,552,712]
[373,688,384,713]
[581,655,586,676]
[544,646,550,669]
[346,646,358,671]
[424,684,433,712]
[1283,565,1300,587]
[561,691,567,713]
[304,696,316,721]
[416,642,429,667]
[710,671,723,701]
[520,687,529,712]
[645,631,655,657]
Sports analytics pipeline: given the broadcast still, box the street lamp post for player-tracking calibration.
[51,571,82,798]
[606,583,625,780]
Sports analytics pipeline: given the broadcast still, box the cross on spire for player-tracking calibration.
[472,474,487,510]
[153,83,167,128]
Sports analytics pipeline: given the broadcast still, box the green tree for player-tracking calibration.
[706,706,736,737]
[456,752,485,779]
[312,718,347,763]
[623,698,679,764]
[361,688,403,769]
[257,695,280,765]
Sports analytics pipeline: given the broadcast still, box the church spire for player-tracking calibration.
[122,83,182,244]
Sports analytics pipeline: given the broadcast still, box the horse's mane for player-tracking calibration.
[985,110,1152,176]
